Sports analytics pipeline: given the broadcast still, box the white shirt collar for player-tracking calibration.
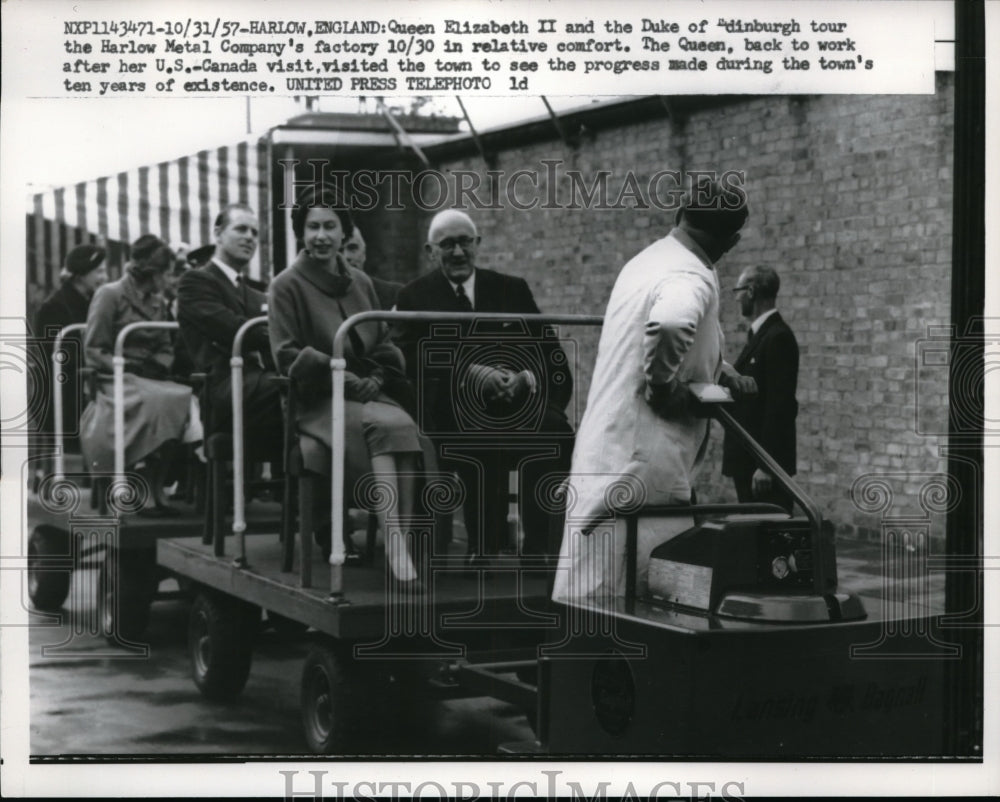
[211,257,241,287]
[750,308,779,335]
[447,271,476,308]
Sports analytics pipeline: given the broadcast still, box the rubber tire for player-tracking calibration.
[98,548,157,643]
[188,591,257,702]
[300,641,369,754]
[27,525,71,612]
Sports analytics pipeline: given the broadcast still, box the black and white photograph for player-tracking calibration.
[0,0,995,797]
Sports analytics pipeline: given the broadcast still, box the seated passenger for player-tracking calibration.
[268,188,427,592]
[33,244,108,451]
[175,205,283,456]
[78,235,202,514]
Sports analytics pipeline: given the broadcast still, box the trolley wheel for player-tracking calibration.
[98,547,157,643]
[27,525,71,612]
[300,641,369,754]
[266,610,309,636]
[188,591,258,702]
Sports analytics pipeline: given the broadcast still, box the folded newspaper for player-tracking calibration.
[687,382,734,403]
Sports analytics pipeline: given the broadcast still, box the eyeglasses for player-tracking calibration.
[731,284,751,294]
[434,236,476,252]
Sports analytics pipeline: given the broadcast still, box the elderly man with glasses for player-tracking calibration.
[394,210,574,569]
[721,264,799,512]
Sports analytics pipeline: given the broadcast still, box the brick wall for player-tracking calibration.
[416,77,955,542]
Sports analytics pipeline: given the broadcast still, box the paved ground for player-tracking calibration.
[27,533,945,757]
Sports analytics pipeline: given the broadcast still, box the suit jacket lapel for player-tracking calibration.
[205,263,246,312]
[735,334,755,369]
[472,269,498,312]
[431,269,467,311]
[738,312,783,369]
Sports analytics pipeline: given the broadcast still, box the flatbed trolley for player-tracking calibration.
[156,311,603,752]
[26,319,283,642]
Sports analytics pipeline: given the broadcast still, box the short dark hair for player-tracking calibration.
[291,186,354,243]
[747,265,780,300]
[214,203,256,230]
[681,176,748,238]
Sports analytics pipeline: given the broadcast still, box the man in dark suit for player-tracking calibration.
[340,226,402,311]
[394,210,574,564]
[721,265,799,512]
[175,203,283,455]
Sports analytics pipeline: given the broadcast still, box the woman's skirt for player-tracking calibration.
[79,374,195,472]
[297,394,428,478]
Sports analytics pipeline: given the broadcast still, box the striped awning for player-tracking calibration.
[27,134,272,292]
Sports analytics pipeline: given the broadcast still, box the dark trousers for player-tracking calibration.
[435,412,574,557]
[732,471,795,514]
[206,368,284,459]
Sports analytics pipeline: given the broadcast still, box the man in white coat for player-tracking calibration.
[552,177,753,601]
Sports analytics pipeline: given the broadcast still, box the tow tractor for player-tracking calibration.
[500,386,948,757]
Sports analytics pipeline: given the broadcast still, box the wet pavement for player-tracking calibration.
[28,535,944,757]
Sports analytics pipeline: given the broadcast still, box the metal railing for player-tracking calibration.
[112,321,180,487]
[51,323,88,483]
[328,311,604,600]
[710,404,828,596]
[230,316,269,566]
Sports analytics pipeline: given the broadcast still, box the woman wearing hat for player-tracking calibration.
[33,244,108,447]
[78,235,202,514]
[268,188,430,592]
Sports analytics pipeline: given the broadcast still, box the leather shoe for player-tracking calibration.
[343,536,364,567]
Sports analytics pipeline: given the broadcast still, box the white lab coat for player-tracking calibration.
[552,228,725,600]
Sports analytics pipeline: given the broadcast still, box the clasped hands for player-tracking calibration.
[469,364,536,405]
[352,373,385,402]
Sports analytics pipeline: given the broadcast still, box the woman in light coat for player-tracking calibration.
[268,189,426,592]
[79,235,201,513]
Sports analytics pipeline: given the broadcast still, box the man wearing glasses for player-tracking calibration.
[722,265,799,512]
[394,210,574,568]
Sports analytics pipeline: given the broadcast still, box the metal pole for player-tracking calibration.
[112,321,179,497]
[328,356,347,599]
[712,404,827,596]
[52,323,87,482]
[328,311,603,602]
[230,316,268,568]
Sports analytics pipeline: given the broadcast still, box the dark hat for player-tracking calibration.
[291,185,354,241]
[65,244,106,276]
[186,244,215,267]
[131,233,168,262]
[681,176,749,237]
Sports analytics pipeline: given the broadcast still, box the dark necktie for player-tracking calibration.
[455,283,472,311]
[736,327,754,365]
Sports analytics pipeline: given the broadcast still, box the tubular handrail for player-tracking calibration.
[328,311,604,600]
[51,323,88,482]
[710,403,829,596]
[113,321,180,487]
[230,315,269,565]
